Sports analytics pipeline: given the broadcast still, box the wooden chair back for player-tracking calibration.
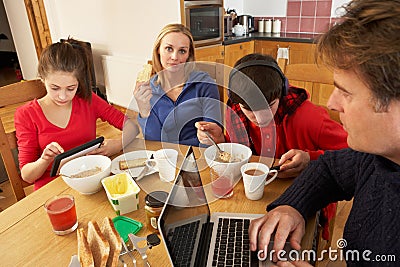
[284,63,340,123]
[0,79,46,201]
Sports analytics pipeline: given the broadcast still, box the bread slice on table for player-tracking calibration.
[119,158,147,170]
[87,221,110,267]
[101,217,122,267]
[77,228,94,267]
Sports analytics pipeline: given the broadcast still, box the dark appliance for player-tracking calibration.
[237,15,254,34]
[184,0,224,47]
[224,14,234,37]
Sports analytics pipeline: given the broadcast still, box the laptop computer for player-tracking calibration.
[158,146,293,267]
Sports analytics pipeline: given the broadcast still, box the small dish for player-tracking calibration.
[111,150,156,176]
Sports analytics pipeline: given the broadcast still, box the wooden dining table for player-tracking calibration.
[0,139,317,266]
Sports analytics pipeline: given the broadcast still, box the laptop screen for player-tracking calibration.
[159,146,212,267]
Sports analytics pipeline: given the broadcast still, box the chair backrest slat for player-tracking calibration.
[0,79,46,201]
[283,63,340,123]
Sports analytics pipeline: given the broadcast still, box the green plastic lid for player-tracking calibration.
[112,216,143,242]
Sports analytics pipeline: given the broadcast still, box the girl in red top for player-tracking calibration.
[15,38,139,190]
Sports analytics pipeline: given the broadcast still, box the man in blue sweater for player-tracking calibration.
[248,0,400,266]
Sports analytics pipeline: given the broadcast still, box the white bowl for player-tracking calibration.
[204,143,252,179]
[60,155,111,194]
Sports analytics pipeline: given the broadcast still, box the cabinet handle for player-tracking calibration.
[240,45,243,49]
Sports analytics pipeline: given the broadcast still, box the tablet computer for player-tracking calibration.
[50,136,104,177]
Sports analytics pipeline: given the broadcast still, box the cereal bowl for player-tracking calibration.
[204,143,252,179]
[60,155,111,194]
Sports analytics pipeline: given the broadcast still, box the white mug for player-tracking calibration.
[241,162,278,200]
[146,149,178,182]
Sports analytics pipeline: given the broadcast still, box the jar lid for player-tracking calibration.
[145,191,168,208]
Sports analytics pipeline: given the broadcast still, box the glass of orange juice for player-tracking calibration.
[44,194,78,235]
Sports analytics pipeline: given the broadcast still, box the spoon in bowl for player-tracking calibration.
[204,131,231,163]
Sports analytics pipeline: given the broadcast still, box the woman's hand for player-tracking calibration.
[133,81,152,118]
[195,121,225,145]
[277,149,310,178]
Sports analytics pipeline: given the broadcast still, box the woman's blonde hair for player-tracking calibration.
[151,23,196,85]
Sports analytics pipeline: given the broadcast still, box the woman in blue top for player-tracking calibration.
[133,23,222,146]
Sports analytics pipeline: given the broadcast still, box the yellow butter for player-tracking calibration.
[103,173,139,198]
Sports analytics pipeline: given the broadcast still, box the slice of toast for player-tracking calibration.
[119,158,147,170]
[101,217,122,267]
[77,228,94,267]
[87,221,110,267]
[136,64,153,82]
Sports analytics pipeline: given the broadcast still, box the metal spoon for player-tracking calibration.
[204,131,231,163]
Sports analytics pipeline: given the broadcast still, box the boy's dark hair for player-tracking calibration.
[228,53,285,111]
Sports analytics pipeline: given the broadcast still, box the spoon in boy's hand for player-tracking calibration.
[204,131,231,163]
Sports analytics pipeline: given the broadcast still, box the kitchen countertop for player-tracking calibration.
[223,32,321,45]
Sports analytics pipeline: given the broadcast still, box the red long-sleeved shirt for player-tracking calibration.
[15,93,125,190]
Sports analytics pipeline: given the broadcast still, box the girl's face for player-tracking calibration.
[43,71,78,106]
[240,99,279,127]
[159,32,190,72]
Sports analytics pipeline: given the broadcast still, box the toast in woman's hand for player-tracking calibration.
[77,228,94,267]
[87,221,110,267]
[119,158,147,170]
[101,217,122,267]
[136,64,153,82]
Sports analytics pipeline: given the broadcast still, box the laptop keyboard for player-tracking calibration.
[212,218,252,267]
[167,220,200,267]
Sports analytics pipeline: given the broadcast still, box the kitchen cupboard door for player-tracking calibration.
[254,41,316,65]
[195,45,224,62]
[224,41,255,67]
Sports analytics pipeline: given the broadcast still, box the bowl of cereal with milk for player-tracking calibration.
[204,143,252,179]
[60,155,111,194]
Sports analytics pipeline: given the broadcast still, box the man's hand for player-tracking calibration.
[249,205,305,258]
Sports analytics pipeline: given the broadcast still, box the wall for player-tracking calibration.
[43,0,181,109]
[224,0,287,17]
[4,0,180,108]
[225,0,351,34]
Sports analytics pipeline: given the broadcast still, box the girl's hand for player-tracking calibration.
[87,139,122,157]
[41,142,64,162]
[133,81,152,118]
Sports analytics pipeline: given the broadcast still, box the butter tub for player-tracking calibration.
[101,172,140,215]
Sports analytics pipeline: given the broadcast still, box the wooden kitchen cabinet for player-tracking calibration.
[195,44,224,62]
[254,40,316,65]
[224,41,255,67]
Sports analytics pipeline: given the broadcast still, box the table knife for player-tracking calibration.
[135,154,153,181]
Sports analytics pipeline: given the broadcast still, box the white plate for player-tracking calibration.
[111,150,156,176]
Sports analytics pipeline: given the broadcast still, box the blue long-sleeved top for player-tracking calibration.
[138,71,222,146]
